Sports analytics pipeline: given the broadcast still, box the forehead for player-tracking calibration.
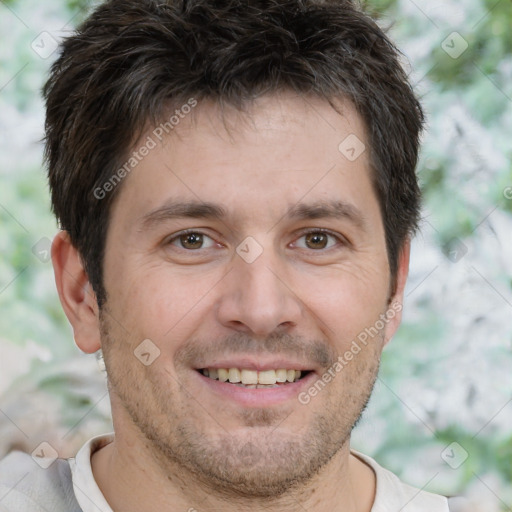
[106,92,381,238]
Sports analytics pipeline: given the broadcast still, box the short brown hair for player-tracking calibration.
[44,0,424,308]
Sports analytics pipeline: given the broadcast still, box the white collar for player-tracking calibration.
[69,432,115,512]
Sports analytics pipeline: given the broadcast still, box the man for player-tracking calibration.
[0,0,461,510]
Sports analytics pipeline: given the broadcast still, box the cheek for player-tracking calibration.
[302,263,390,343]
[109,263,218,343]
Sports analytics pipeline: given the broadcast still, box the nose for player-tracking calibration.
[215,247,303,337]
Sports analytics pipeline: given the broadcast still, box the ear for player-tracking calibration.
[383,238,411,347]
[51,230,101,354]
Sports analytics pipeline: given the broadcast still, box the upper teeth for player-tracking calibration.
[201,368,303,384]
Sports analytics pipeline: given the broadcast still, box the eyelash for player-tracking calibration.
[165,228,346,252]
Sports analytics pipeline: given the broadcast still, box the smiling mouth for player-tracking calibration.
[197,368,312,388]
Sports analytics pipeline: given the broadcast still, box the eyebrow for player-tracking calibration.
[285,200,366,229]
[138,198,367,232]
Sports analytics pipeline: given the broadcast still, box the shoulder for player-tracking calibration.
[0,450,82,512]
[351,450,450,512]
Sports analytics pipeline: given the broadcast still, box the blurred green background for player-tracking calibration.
[1,0,511,509]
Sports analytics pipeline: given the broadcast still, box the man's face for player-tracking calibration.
[99,93,403,497]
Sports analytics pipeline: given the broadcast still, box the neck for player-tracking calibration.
[91,429,376,512]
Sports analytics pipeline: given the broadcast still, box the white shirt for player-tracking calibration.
[69,433,450,512]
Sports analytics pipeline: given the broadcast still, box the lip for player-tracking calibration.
[195,368,317,407]
[194,358,315,372]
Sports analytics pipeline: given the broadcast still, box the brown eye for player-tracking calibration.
[294,230,340,251]
[304,232,329,249]
[179,232,203,249]
[167,230,216,250]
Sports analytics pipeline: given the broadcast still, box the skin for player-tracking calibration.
[52,92,410,512]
